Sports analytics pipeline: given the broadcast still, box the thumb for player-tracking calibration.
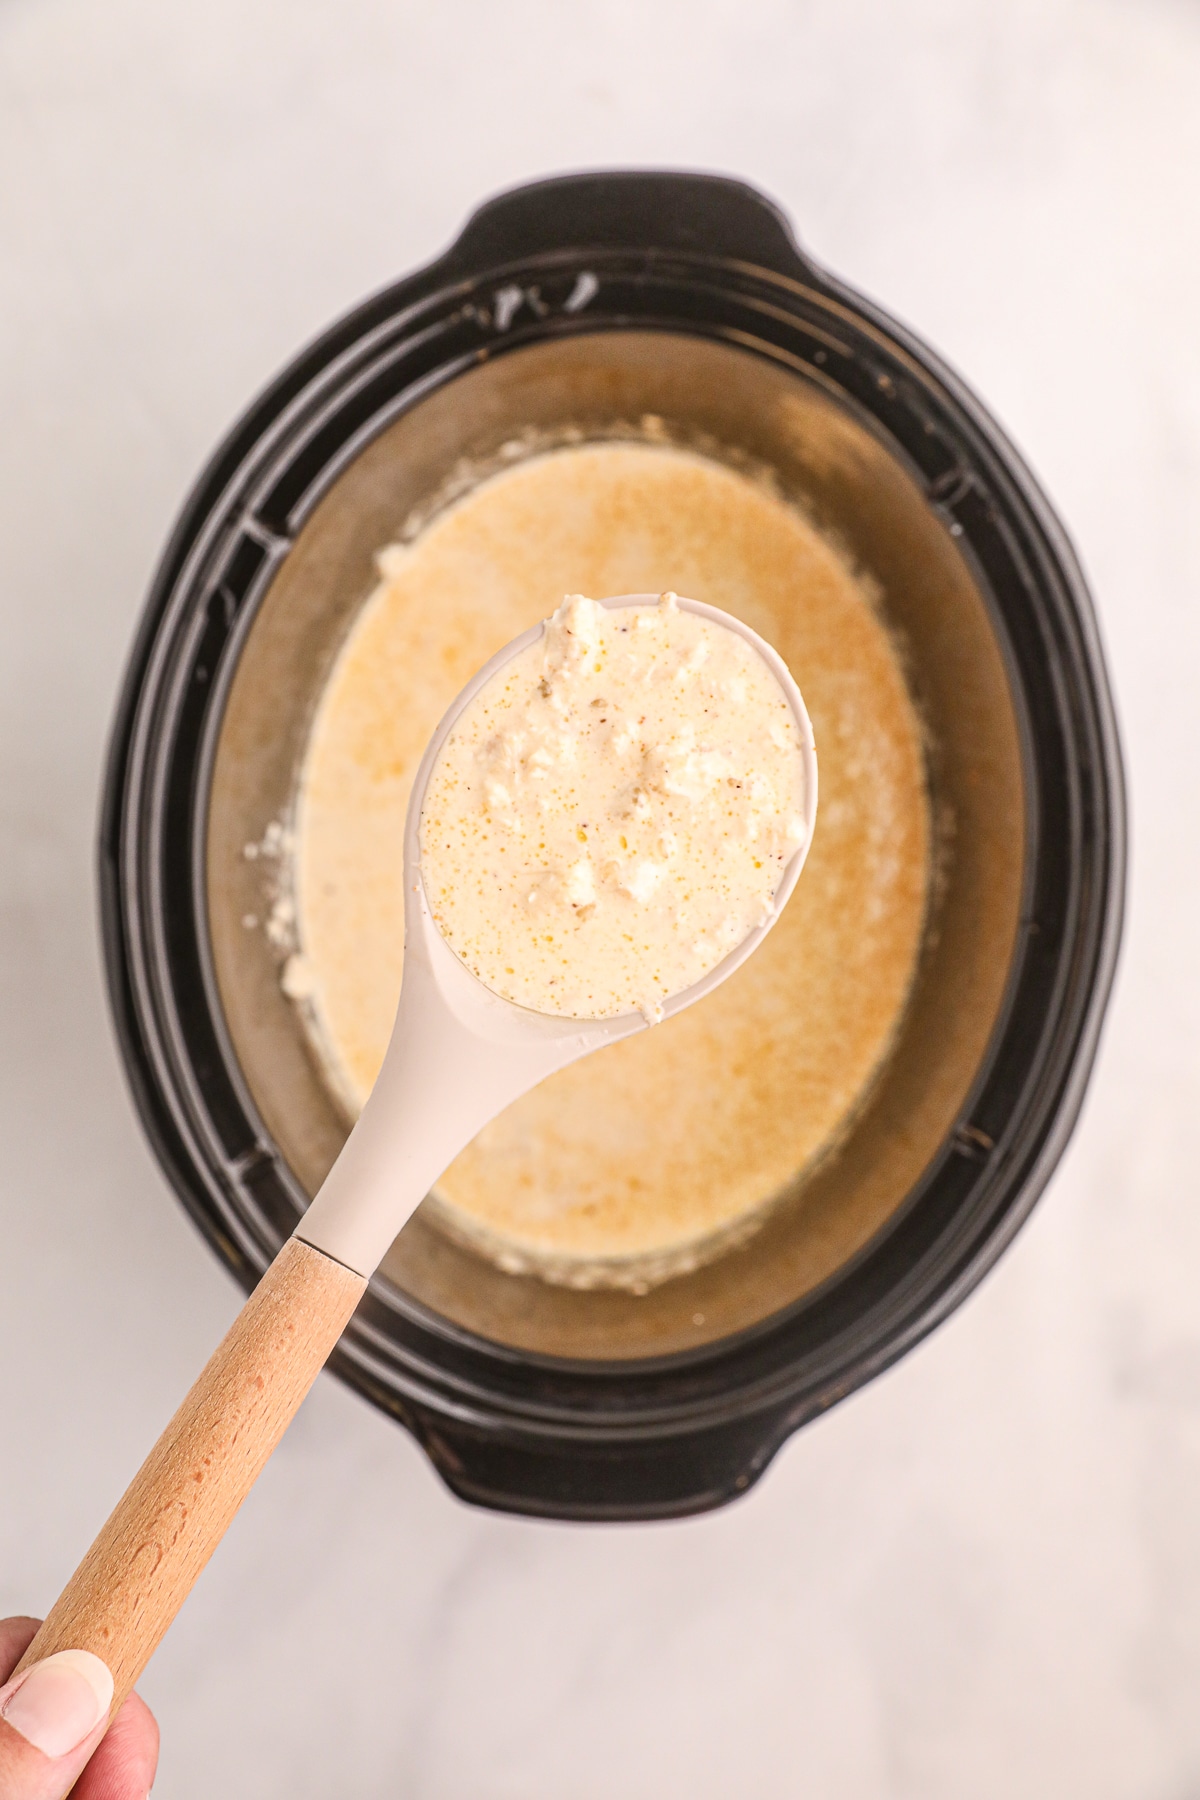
[0,1649,114,1800]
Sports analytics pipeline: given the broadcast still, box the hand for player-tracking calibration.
[0,1619,158,1799]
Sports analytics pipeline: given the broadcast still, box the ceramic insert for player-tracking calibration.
[290,442,931,1285]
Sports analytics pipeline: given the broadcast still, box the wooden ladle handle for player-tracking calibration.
[14,1238,367,1716]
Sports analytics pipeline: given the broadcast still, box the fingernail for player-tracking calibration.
[0,1650,114,1758]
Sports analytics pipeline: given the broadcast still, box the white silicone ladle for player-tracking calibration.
[17,594,817,1721]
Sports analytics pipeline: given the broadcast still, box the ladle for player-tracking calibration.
[16,595,817,1719]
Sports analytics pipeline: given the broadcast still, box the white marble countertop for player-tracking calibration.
[2,1,1199,1793]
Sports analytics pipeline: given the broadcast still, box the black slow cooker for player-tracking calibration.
[100,170,1124,1519]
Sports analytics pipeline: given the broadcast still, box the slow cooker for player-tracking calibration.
[100,170,1124,1519]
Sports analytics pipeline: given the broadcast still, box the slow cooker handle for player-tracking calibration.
[444,170,822,284]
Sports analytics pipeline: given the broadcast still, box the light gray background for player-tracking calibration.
[2,1,1198,1794]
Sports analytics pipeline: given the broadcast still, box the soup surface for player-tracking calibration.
[292,442,930,1285]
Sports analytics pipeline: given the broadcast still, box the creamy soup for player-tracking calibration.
[291,442,930,1286]
[420,591,810,1022]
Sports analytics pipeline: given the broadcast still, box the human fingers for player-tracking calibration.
[0,1618,42,1681]
[0,1643,115,1800]
[72,1688,159,1800]
[0,1621,160,1800]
